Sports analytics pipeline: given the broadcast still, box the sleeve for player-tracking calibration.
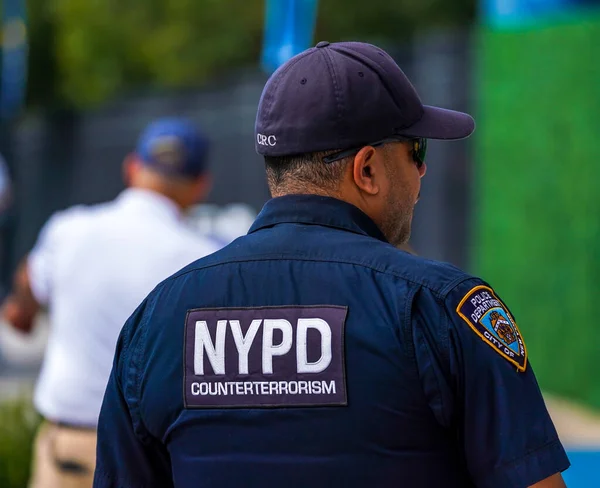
[412,278,570,488]
[26,213,63,305]
[93,297,174,488]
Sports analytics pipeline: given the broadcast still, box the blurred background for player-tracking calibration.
[0,0,599,485]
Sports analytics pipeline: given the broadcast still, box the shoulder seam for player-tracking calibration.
[439,274,479,298]
[163,254,466,295]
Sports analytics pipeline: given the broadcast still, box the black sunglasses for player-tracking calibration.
[322,136,427,168]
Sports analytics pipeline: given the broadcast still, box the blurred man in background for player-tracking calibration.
[0,117,222,488]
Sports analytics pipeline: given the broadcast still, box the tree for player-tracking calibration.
[24,0,475,109]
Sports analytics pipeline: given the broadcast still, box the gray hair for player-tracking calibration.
[264,151,349,195]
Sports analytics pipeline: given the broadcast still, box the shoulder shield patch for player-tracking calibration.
[456,285,527,372]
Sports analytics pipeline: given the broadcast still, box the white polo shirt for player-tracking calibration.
[27,188,222,427]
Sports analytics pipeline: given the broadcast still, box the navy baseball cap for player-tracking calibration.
[136,118,210,178]
[255,41,475,157]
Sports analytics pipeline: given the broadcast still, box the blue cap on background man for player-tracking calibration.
[136,118,210,178]
[255,41,475,157]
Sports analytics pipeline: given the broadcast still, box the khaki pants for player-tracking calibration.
[28,421,97,488]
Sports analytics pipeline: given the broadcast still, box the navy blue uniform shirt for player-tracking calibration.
[94,195,569,488]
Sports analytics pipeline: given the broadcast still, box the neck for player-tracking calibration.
[270,185,340,200]
[130,182,187,209]
[335,192,389,243]
[129,166,196,209]
[273,188,383,233]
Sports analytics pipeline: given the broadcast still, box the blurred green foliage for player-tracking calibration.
[0,395,41,488]
[475,14,600,408]
[24,0,475,108]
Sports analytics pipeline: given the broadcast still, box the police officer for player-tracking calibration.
[94,42,570,488]
[0,117,222,488]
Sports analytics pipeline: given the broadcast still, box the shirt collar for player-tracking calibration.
[117,188,183,222]
[248,195,388,243]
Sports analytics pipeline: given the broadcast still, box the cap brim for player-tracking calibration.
[397,105,475,140]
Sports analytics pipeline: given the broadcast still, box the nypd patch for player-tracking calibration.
[183,305,348,408]
[456,285,527,372]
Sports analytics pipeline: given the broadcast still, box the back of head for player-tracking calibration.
[127,117,212,209]
[255,40,474,197]
[254,40,475,245]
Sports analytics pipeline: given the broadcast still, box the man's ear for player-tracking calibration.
[351,146,382,196]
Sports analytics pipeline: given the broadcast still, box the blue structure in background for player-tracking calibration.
[564,450,600,486]
[0,0,28,120]
[482,0,600,26]
[261,0,319,75]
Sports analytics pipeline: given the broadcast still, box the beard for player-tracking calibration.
[375,148,419,247]
[379,192,415,247]
[379,168,417,246]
